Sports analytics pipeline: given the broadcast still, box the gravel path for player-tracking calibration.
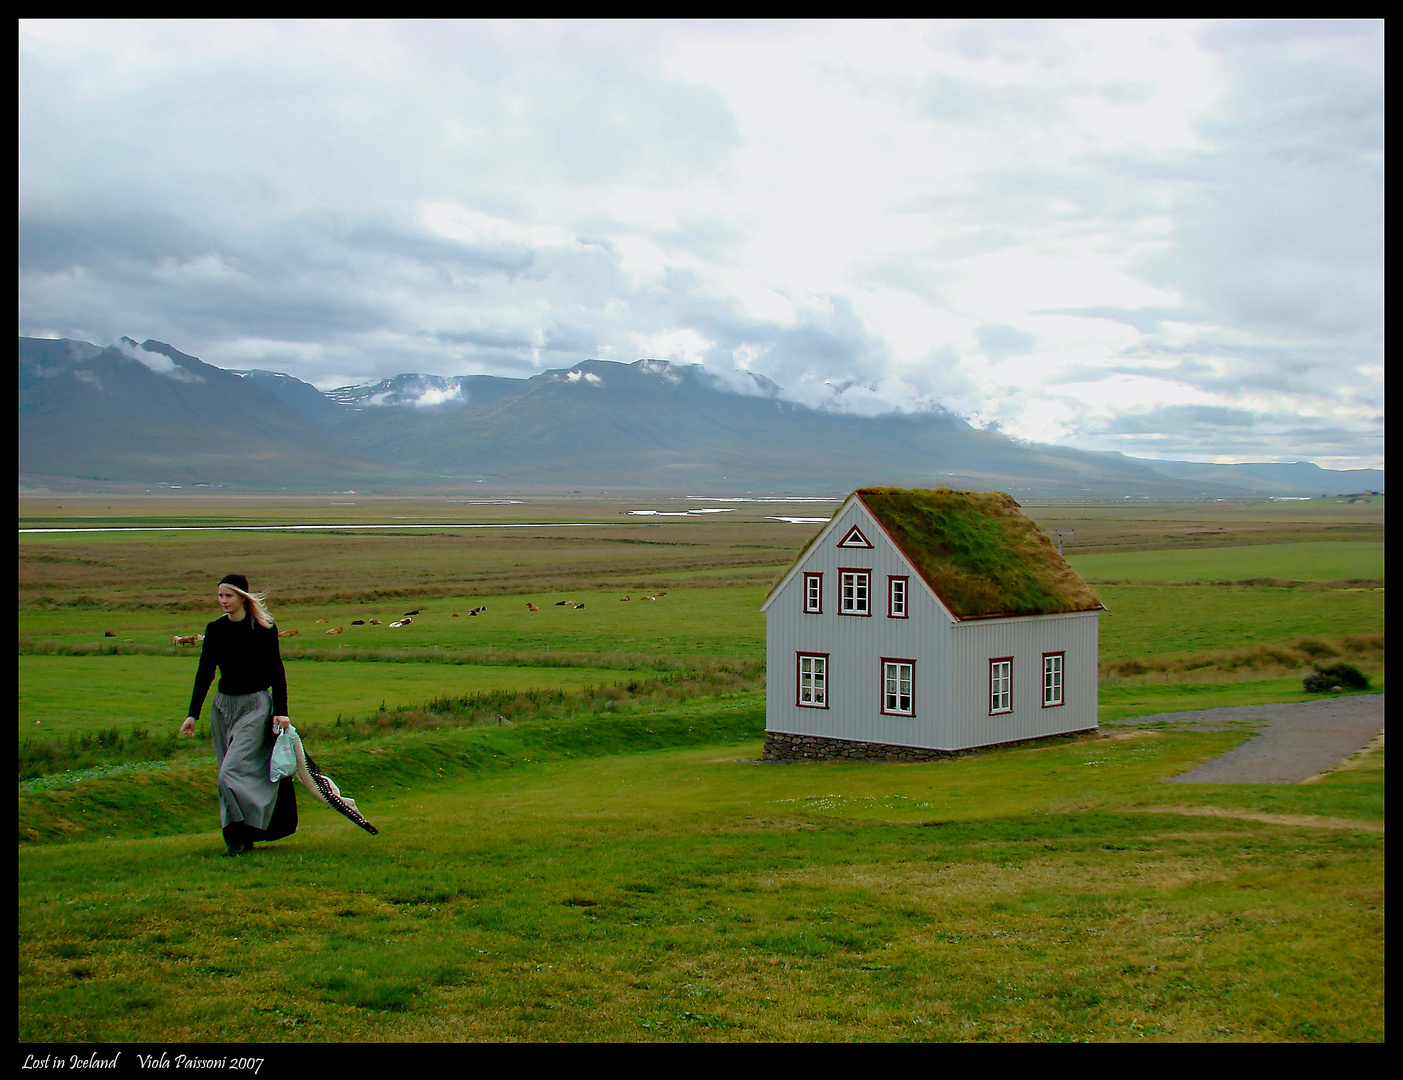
[1103,693,1385,784]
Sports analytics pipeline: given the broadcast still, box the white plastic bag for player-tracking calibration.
[270,724,298,782]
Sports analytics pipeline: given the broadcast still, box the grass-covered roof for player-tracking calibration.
[856,488,1104,619]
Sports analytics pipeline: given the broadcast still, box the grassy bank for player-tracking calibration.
[18,709,1383,1041]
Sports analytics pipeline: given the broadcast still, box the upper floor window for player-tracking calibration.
[839,570,871,616]
[990,658,1013,715]
[1042,652,1064,707]
[888,576,908,618]
[803,572,823,614]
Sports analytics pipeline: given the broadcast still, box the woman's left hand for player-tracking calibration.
[273,715,292,733]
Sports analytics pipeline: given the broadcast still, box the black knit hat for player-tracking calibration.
[218,573,250,593]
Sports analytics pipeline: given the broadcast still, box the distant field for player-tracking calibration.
[1095,583,1383,663]
[1067,541,1384,583]
[19,584,771,665]
[18,656,664,739]
[18,517,807,613]
[1023,495,1383,553]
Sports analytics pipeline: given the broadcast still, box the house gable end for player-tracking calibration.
[759,493,860,613]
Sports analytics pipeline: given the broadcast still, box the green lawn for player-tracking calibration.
[1095,584,1383,663]
[18,655,665,740]
[17,704,1384,1042]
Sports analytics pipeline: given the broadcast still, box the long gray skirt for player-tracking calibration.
[211,690,285,832]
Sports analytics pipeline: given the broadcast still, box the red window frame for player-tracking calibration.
[803,572,823,614]
[837,568,872,617]
[796,652,830,709]
[989,656,1013,715]
[1041,651,1065,708]
[887,575,909,619]
[880,657,916,716]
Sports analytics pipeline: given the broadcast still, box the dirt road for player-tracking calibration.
[1103,693,1385,784]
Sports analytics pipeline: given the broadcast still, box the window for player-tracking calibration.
[888,576,908,618]
[797,653,828,708]
[839,570,871,616]
[882,659,915,716]
[990,658,1012,714]
[837,525,873,548]
[803,573,823,614]
[1042,652,1064,707]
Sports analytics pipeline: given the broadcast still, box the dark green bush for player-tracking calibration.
[1303,662,1369,693]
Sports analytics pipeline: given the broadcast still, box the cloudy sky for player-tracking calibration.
[19,20,1383,468]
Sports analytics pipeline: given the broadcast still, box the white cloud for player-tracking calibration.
[115,338,204,382]
[18,19,1383,467]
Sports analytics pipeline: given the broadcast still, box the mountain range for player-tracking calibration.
[18,336,1385,497]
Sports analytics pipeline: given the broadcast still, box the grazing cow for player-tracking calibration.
[496,714,515,727]
[527,603,539,612]
[278,629,299,638]
[172,634,202,646]
[104,630,116,637]
[325,627,343,635]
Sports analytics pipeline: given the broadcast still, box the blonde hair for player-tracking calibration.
[219,579,275,629]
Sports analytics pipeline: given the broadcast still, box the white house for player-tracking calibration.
[761,488,1104,761]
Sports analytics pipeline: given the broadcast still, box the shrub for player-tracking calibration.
[1303,662,1369,693]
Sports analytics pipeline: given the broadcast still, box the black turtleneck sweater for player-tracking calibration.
[187,614,289,719]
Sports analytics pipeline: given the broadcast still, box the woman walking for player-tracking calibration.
[181,574,297,856]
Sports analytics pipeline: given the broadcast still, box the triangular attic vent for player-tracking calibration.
[837,525,873,549]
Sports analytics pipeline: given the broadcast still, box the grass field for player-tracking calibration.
[16,493,1385,1042]
[17,713,1384,1042]
[17,655,672,739]
[1067,540,1383,584]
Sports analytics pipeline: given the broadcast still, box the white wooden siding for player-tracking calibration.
[946,611,1099,748]
[765,496,1099,752]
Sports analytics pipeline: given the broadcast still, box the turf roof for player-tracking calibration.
[855,488,1104,619]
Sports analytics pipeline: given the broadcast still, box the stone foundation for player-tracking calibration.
[762,728,1095,762]
[763,731,958,762]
